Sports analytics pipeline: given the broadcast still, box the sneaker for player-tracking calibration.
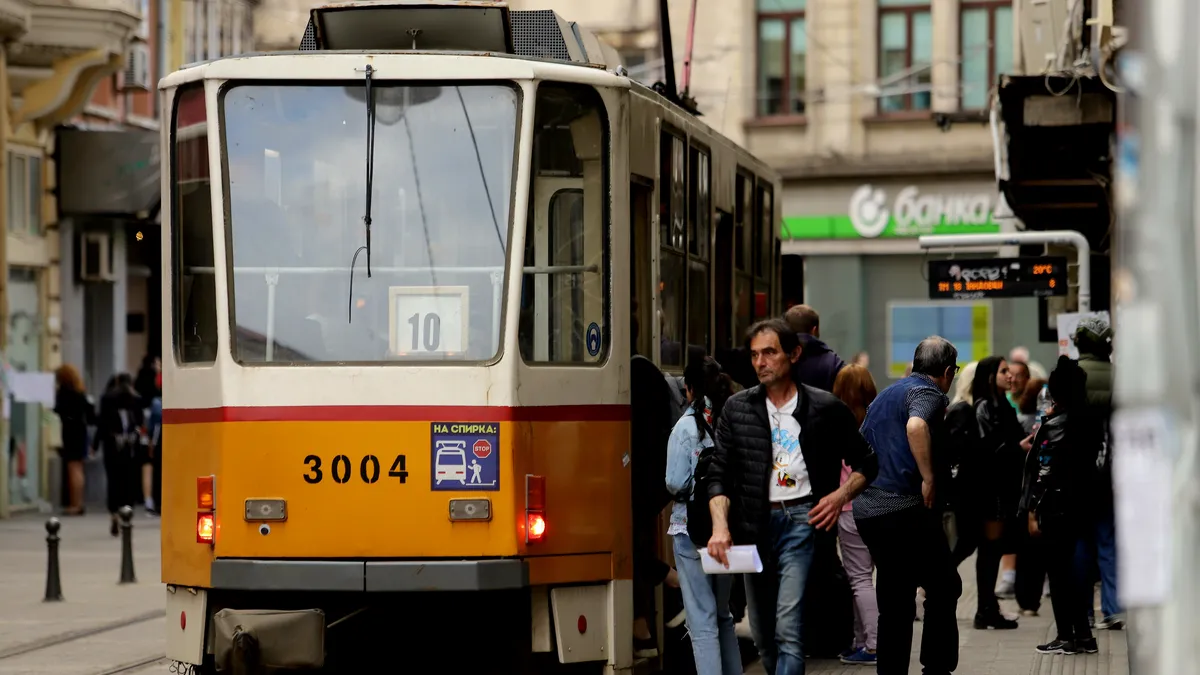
[1075,637,1099,653]
[1096,615,1125,630]
[1036,639,1076,655]
[840,648,877,665]
[995,579,1016,599]
[974,612,1019,630]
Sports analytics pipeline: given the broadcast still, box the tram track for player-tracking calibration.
[0,609,165,660]
[92,654,169,675]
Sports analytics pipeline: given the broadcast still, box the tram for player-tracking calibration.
[159,1,782,672]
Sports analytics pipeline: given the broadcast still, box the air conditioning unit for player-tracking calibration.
[123,41,151,91]
[1018,0,1071,74]
[80,231,116,282]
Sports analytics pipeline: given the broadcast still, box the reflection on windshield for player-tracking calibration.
[221,83,518,364]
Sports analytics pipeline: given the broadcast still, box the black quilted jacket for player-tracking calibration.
[706,383,879,544]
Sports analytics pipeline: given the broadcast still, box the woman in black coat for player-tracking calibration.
[53,364,95,514]
[95,373,146,536]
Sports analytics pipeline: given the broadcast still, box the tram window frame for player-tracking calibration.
[733,170,755,344]
[658,128,687,370]
[517,82,612,367]
[171,83,220,365]
[686,143,711,359]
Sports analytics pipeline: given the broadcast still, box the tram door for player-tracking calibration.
[530,178,597,361]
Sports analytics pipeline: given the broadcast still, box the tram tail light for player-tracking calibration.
[196,513,215,544]
[197,475,215,510]
[525,474,546,543]
[197,475,215,546]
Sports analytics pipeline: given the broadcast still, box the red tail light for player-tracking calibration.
[525,474,546,543]
[196,513,214,544]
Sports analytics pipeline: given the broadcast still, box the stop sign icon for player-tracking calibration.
[473,439,492,459]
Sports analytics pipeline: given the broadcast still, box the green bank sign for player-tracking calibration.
[783,184,1002,239]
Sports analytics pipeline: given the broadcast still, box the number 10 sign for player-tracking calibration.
[388,286,470,355]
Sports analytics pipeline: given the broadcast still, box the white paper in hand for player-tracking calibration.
[699,545,763,575]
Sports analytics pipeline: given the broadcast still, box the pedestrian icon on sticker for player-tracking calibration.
[586,322,602,357]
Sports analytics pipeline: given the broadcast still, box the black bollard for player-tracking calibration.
[118,505,137,584]
[44,517,64,602]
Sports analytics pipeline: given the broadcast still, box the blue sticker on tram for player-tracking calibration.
[586,322,602,357]
[431,422,500,492]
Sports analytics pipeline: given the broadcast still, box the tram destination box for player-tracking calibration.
[927,256,1068,300]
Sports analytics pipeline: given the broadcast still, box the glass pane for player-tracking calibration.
[7,267,41,509]
[671,135,686,249]
[754,279,770,322]
[735,173,749,271]
[695,150,710,260]
[174,85,217,363]
[28,156,41,234]
[758,183,773,282]
[734,274,752,347]
[659,131,672,248]
[660,251,685,368]
[758,19,785,116]
[961,8,989,109]
[912,11,933,110]
[687,259,709,362]
[7,153,23,232]
[994,7,1014,81]
[790,18,807,114]
[548,189,585,362]
[758,0,805,9]
[879,12,907,112]
[688,146,698,256]
[223,82,520,364]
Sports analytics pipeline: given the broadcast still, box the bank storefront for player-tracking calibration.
[781,175,1057,385]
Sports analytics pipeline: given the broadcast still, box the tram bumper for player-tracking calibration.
[209,557,530,592]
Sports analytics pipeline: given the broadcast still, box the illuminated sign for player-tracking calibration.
[927,257,1068,300]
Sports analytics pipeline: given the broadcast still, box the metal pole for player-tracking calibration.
[118,505,137,584]
[1110,0,1200,672]
[44,517,63,601]
[916,230,1092,311]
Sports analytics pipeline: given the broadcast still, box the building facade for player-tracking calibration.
[0,0,143,515]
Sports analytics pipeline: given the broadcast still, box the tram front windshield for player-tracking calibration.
[220,82,519,364]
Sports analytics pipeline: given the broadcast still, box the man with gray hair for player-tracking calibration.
[854,336,962,675]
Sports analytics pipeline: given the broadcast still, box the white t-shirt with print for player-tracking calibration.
[768,392,813,501]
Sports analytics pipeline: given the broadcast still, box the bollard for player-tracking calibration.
[44,517,64,602]
[118,505,137,584]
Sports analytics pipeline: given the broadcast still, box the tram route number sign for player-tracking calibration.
[927,256,1068,300]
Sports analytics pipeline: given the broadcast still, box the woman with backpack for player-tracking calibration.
[664,356,741,675]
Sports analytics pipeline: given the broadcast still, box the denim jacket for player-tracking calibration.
[664,398,713,536]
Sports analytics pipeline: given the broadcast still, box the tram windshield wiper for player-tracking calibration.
[348,64,377,323]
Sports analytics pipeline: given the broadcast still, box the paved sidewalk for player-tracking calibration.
[744,556,1129,675]
[0,510,166,674]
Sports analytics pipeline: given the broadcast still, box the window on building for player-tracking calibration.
[756,0,807,117]
[518,83,610,365]
[878,0,932,113]
[6,151,42,236]
[960,0,1013,110]
[172,84,219,364]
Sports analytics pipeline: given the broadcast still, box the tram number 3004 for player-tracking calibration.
[303,454,408,485]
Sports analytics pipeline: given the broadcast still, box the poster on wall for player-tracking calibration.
[1055,311,1111,359]
[887,300,993,379]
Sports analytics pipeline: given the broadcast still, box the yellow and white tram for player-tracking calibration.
[159,2,782,672]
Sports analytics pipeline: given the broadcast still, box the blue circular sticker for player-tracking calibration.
[586,322,602,357]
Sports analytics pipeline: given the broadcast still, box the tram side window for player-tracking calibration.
[755,180,775,316]
[518,83,609,365]
[658,131,686,368]
[733,172,754,344]
[171,84,218,364]
[686,145,711,358]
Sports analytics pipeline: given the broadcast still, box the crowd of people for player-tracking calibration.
[638,305,1119,674]
[52,355,164,535]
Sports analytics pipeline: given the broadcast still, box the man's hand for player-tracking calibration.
[1020,434,1034,452]
[809,491,847,531]
[707,528,733,568]
[921,479,935,509]
[1027,512,1040,537]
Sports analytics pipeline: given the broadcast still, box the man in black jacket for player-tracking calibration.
[783,304,847,393]
[706,319,878,675]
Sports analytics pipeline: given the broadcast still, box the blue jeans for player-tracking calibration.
[1076,511,1122,619]
[744,502,816,675]
[673,534,743,675]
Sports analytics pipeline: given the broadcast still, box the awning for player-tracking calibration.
[57,128,160,217]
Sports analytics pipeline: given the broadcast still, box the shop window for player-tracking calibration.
[658,130,686,368]
[6,151,42,236]
[960,0,1013,110]
[518,83,609,365]
[888,301,992,379]
[7,266,42,509]
[171,84,219,364]
[756,0,806,117]
[878,0,932,113]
